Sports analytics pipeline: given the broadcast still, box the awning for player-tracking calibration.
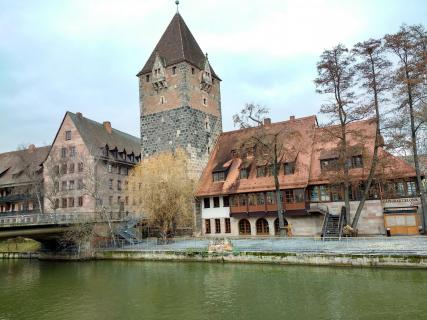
[383,206,418,214]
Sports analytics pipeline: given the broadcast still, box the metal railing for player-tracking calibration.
[0,212,135,228]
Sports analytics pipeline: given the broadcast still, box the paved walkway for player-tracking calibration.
[104,236,427,256]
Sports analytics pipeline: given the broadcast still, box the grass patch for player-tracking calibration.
[0,237,41,253]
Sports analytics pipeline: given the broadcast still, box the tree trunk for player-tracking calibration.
[340,113,351,223]
[273,144,286,237]
[352,57,381,230]
[351,130,380,229]
[407,79,427,232]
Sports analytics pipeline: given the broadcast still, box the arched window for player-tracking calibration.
[238,219,251,235]
[274,218,288,235]
[256,218,269,235]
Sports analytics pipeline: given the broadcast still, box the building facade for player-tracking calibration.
[137,13,222,177]
[196,116,422,237]
[43,112,141,217]
[0,145,50,215]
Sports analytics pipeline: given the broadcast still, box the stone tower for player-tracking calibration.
[137,13,222,177]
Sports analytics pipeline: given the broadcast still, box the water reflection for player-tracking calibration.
[0,260,426,320]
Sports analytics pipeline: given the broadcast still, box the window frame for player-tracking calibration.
[284,162,295,175]
[215,219,221,233]
[203,198,210,209]
[225,218,231,233]
[205,219,211,234]
[213,197,220,208]
[223,196,230,207]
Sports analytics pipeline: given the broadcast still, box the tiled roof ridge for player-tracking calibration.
[177,13,186,64]
[316,117,377,131]
[0,145,50,158]
[219,115,317,136]
[67,111,140,143]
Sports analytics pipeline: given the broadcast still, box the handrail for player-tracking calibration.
[0,212,138,228]
[320,212,330,240]
[338,206,347,240]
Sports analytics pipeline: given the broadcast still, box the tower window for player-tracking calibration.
[146,75,150,82]
[160,96,165,104]
[203,98,207,105]
[172,66,176,75]
[191,67,195,74]
[65,130,71,140]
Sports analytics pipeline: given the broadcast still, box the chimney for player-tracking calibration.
[76,112,83,118]
[290,115,295,121]
[263,118,271,126]
[28,144,36,153]
[103,121,112,134]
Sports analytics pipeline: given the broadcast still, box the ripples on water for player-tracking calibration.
[1,260,427,320]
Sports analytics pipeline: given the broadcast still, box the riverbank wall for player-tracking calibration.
[0,252,39,259]
[95,250,427,268]
[2,249,427,268]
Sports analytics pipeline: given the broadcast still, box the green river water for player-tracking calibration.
[0,260,426,320]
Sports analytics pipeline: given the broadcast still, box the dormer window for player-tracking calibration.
[257,166,267,177]
[200,58,213,92]
[320,158,338,171]
[152,53,167,90]
[239,168,248,179]
[351,155,363,168]
[212,170,226,182]
[284,162,295,175]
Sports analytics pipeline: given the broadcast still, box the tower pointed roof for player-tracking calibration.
[137,13,219,79]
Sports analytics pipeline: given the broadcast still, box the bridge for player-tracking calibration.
[0,212,135,244]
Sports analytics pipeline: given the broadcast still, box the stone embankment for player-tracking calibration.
[95,250,427,268]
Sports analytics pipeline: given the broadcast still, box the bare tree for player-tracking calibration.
[126,149,194,242]
[61,222,95,257]
[42,150,62,214]
[314,44,360,222]
[15,145,46,214]
[385,24,427,231]
[233,103,300,236]
[350,38,392,229]
[76,148,122,243]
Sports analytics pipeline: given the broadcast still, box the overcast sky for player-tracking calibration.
[0,0,425,152]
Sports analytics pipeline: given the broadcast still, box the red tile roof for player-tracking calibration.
[195,116,417,197]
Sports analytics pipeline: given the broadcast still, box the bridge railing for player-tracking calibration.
[0,212,127,227]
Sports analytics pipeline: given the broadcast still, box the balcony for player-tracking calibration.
[230,201,308,216]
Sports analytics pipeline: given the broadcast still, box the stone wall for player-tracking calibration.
[96,250,427,269]
[140,106,221,177]
[139,60,222,179]
[310,198,422,235]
